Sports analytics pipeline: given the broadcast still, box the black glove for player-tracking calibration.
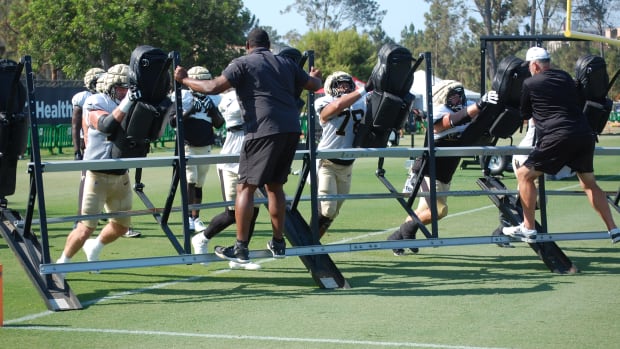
[199,95,215,111]
[128,85,142,102]
[192,98,202,112]
[74,150,83,160]
[192,95,214,112]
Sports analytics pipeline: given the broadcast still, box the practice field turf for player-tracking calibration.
[1,133,619,349]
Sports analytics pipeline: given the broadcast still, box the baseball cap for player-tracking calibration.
[525,47,550,61]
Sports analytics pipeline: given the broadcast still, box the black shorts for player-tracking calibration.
[420,138,461,183]
[525,133,595,174]
[238,132,300,186]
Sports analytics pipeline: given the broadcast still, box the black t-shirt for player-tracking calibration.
[520,69,592,143]
[222,47,310,139]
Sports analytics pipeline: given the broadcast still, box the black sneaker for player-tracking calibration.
[267,239,286,258]
[214,243,249,264]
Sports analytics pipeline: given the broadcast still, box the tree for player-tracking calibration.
[422,0,473,82]
[527,0,564,35]
[7,0,254,79]
[470,0,529,84]
[0,0,23,59]
[281,0,386,33]
[292,29,375,80]
[573,0,620,56]
[400,24,427,56]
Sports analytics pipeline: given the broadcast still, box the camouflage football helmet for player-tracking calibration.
[188,66,212,80]
[103,64,130,100]
[324,71,355,98]
[83,67,105,92]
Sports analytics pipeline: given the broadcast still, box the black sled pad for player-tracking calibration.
[283,207,350,289]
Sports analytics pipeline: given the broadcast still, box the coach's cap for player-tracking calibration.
[247,28,270,48]
[525,46,550,61]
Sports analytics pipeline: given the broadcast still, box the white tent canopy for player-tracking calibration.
[409,70,479,112]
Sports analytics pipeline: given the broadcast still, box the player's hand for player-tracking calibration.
[192,99,202,112]
[201,96,214,110]
[74,150,83,160]
[128,85,142,102]
[174,66,188,83]
[309,66,322,80]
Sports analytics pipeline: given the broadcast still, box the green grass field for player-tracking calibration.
[1,132,619,349]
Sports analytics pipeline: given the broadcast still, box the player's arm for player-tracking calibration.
[435,104,480,132]
[319,88,367,124]
[71,106,83,156]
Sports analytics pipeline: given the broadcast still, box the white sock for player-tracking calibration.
[56,254,71,263]
[92,237,105,252]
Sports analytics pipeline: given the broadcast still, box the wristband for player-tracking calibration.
[356,87,367,98]
[118,95,134,114]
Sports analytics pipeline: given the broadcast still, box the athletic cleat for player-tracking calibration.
[502,223,537,243]
[392,248,405,256]
[122,228,141,238]
[609,228,620,244]
[267,239,286,258]
[193,218,207,233]
[229,260,262,270]
[214,243,249,264]
[387,230,405,256]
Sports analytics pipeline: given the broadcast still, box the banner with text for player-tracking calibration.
[30,80,83,125]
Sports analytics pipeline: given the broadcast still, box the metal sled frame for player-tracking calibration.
[0,56,82,310]
[3,42,618,311]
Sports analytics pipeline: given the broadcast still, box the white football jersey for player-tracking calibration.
[315,94,366,160]
[82,93,118,161]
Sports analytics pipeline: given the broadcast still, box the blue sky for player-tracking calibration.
[243,0,429,42]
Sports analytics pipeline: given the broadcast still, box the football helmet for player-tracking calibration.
[95,73,107,94]
[432,80,466,112]
[103,64,130,101]
[83,67,105,92]
[324,71,355,98]
[188,66,212,80]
